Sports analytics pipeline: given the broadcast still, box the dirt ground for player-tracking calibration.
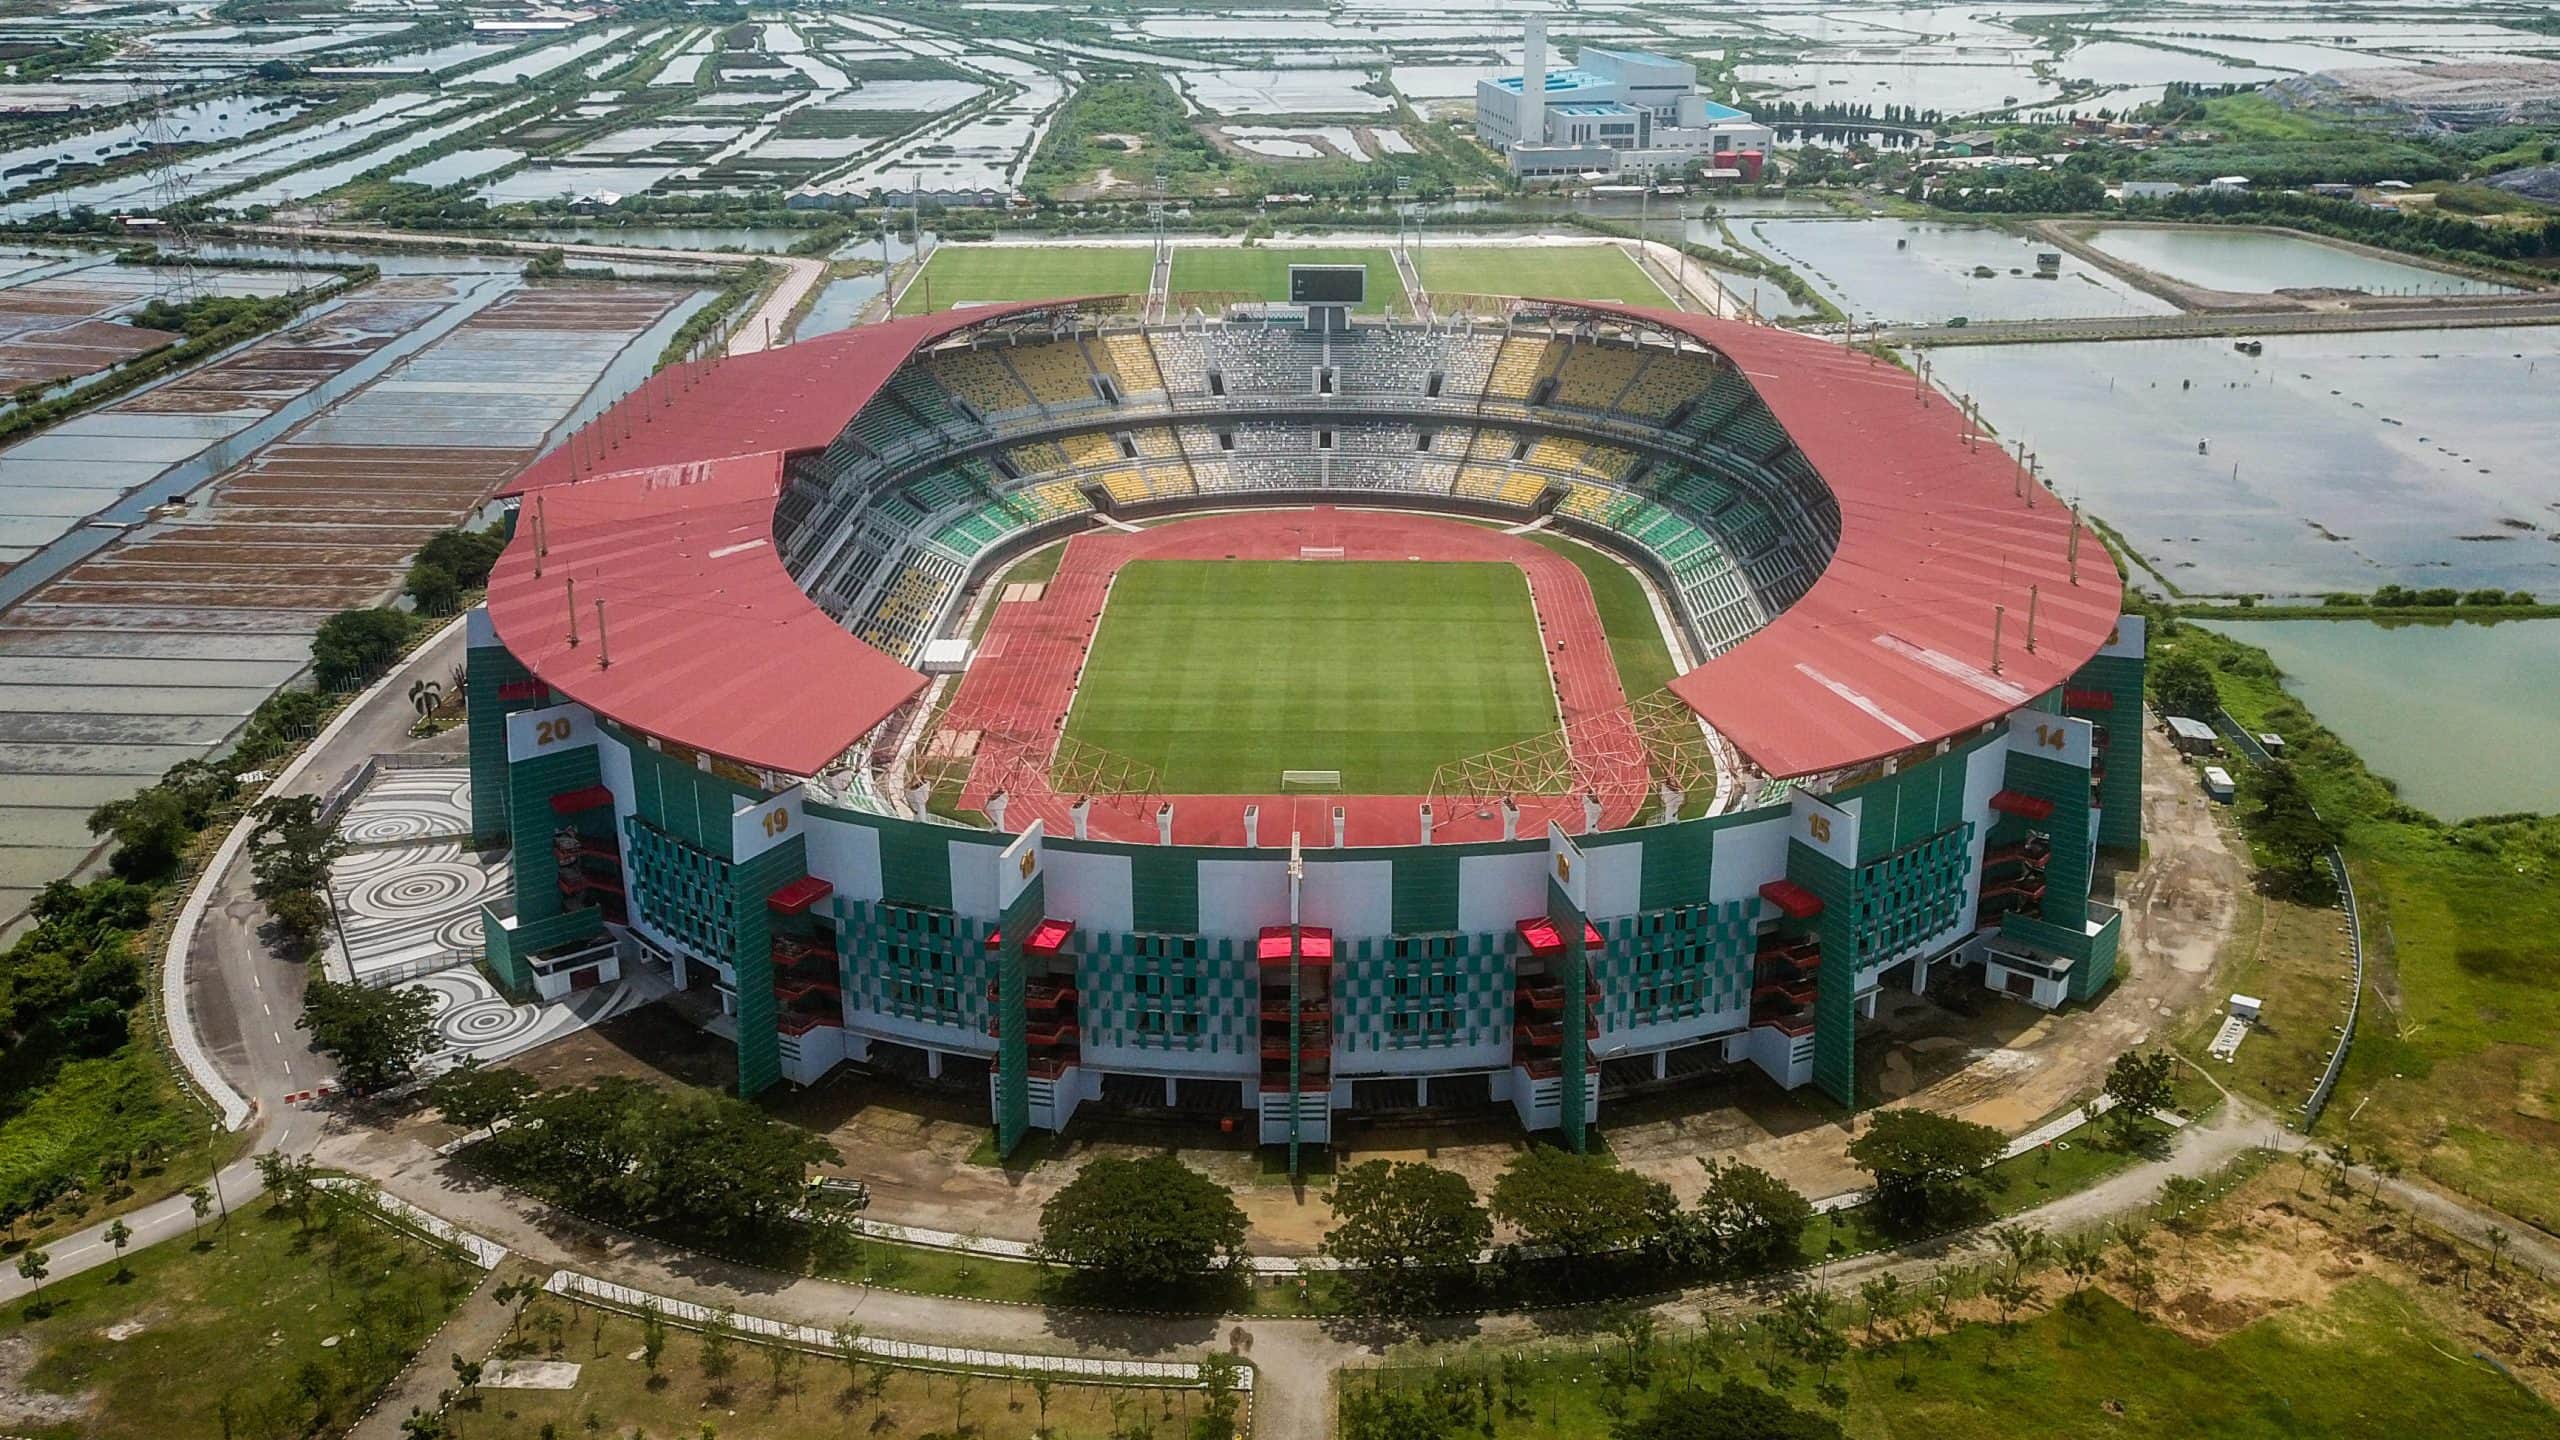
[0,1333,91,1431]
[476,728,2239,1255]
[2058,1167,2560,1407]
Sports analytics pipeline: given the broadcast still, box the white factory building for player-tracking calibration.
[1476,19,1775,179]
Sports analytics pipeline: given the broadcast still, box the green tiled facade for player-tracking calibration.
[1547,874,1591,1152]
[2070,652,2145,854]
[1075,933,1253,1055]
[1334,932,1513,1053]
[992,869,1043,1155]
[1591,901,1758,1031]
[1785,839,1860,1108]
[2001,751,2093,932]
[624,819,738,961]
[505,744,601,929]
[728,837,808,1098]
[464,639,538,845]
[1847,826,1974,965]
[833,898,996,1036]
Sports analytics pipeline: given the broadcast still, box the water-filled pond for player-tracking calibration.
[2194,618,2560,821]
[2082,226,2518,296]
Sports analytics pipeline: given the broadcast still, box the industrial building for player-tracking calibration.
[1475,18,1775,179]
[464,299,2142,1167]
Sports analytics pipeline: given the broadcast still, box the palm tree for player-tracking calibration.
[2487,1227,2511,1277]
[409,678,442,718]
[105,1218,133,1281]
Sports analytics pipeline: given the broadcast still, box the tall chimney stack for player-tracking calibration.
[1520,15,1548,155]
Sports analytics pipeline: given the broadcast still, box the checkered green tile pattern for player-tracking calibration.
[625,818,737,962]
[833,897,995,1036]
[1336,932,1513,1053]
[1849,825,1974,965]
[1592,900,1758,1030]
[1074,933,1252,1054]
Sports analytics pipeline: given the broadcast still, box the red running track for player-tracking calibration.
[937,507,1652,846]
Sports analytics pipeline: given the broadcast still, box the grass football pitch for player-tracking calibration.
[1062,560,1559,793]
[1415,243,1669,304]
[896,245,1153,314]
[1169,246,1409,314]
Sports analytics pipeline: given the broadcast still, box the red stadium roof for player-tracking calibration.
[483,300,2119,783]
[1561,303,2120,778]
[483,304,1068,776]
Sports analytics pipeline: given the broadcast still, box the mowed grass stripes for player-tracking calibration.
[1063,560,1558,794]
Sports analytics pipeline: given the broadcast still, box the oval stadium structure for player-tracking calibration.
[465,298,2148,1161]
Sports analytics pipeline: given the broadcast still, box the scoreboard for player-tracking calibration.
[1288,264,1366,307]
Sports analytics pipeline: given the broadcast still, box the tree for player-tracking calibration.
[105,1217,133,1280]
[1489,1146,1672,1261]
[640,1301,668,1381]
[2120,1258,2161,1318]
[1693,1159,1812,1273]
[2242,759,2341,900]
[1030,1375,1055,1436]
[311,607,416,687]
[1613,1379,1845,1440]
[1036,1154,1246,1292]
[405,562,461,615]
[1990,1222,2048,1286]
[187,1183,213,1242]
[450,1352,484,1404]
[701,1304,736,1385]
[417,527,507,590]
[88,784,195,881]
[1318,1160,1490,1304]
[426,1058,539,1135]
[2057,1232,2106,1307]
[1195,1353,1243,1440]
[2148,647,2218,720]
[300,978,438,1094]
[14,1245,50,1312]
[1857,1274,1907,1346]
[832,1319,865,1403]
[248,794,345,957]
[1844,1110,2005,1231]
[2101,1049,2177,1147]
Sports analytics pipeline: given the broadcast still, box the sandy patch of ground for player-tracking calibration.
[0,1334,92,1430]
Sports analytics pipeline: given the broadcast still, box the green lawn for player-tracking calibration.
[895,245,1152,315]
[1168,245,1408,314]
[1062,560,1558,793]
[1350,1279,2553,1440]
[0,1196,478,1440]
[1416,243,1669,304]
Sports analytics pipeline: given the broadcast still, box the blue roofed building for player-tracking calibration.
[1475,18,1774,178]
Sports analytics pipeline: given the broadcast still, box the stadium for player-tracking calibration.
[462,271,2146,1168]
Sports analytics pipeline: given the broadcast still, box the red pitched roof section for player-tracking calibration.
[1757,879,1824,919]
[1553,303,2122,779]
[483,304,1066,776]
[1989,789,2057,821]
[765,875,834,915]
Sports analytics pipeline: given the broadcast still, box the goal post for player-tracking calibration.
[1280,770,1344,792]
